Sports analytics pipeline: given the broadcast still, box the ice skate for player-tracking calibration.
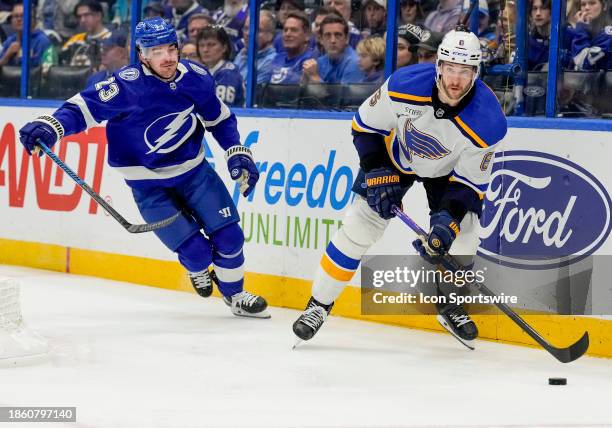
[292,297,334,348]
[223,291,270,319]
[188,269,212,298]
[436,302,478,350]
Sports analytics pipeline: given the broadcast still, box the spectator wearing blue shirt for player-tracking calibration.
[234,10,277,84]
[323,0,362,48]
[270,11,316,84]
[197,25,245,106]
[272,0,306,53]
[311,6,343,56]
[528,0,551,70]
[0,3,51,67]
[85,31,129,88]
[186,12,214,44]
[165,0,209,41]
[302,14,364,84]
[212,0,249,56]
[569,0,611,70]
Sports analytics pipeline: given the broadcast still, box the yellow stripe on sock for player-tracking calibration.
[320,253,355,282]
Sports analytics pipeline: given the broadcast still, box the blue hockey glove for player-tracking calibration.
[19,115,64,155]
[412,210,460,261]
[365,167,403,220]
[225,145,259,197]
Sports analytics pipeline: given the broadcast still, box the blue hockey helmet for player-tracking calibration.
[134,17,178,49]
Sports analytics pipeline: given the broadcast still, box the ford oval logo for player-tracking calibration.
[478,150,611,269]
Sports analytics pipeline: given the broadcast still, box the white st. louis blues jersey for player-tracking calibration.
[52,59,240,189]
[352,63,507,199]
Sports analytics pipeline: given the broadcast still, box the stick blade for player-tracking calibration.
[552,331,590,364]
[126,211,181,233]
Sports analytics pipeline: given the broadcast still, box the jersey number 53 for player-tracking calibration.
[95,77,120,102]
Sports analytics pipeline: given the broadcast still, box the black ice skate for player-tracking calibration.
[188,269,212,298]
[223,291,271,319]
[292,297,334,348]
[436,302,478,350]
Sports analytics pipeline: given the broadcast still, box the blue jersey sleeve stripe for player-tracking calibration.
[326,241,361,271]
[353,111,391,136]
[450,171,488,192]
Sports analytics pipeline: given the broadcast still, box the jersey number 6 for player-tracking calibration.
[95,77,120,102]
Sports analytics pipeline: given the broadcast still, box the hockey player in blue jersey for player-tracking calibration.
[293,28,507,348]
[18,17,270,319]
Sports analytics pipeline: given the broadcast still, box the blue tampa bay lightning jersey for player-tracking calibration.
[51,60,241,188]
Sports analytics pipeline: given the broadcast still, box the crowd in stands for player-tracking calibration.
[0,0,609,116]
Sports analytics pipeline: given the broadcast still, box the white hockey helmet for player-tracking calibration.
[436,29,482,87]
[437,29,482,67]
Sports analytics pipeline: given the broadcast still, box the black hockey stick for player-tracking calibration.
[37,141,180,233]
[391,205,590,363]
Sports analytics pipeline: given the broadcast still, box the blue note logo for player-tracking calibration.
[479,151,612,269]
[144,105,198,154]
[400,119,450,162]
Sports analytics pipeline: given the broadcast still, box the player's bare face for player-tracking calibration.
[439,62,475,104]
[143,44,179,80]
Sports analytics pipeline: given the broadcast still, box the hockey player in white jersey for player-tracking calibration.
[293,28,507,347]
[18,18,270,319]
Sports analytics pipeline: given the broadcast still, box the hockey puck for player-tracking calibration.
[548,377,567,385]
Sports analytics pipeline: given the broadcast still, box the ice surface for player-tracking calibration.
[1,264,611,428]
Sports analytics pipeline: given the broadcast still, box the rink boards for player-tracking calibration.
[1,106,611,357]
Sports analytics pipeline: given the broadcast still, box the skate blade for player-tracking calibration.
[436,315,475,351]
[292,338,303,350]
[231,309,271,319]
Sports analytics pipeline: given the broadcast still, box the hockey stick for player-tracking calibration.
[36,141,180,233]
[391,205,590,363]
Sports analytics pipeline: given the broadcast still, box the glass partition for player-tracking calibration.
[0,0,609,120]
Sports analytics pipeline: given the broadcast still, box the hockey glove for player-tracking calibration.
[413,210,460,263]
[365,167,403,220]
[19,115,64,155]
[225,145,259,197]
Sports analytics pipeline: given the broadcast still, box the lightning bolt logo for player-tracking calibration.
[144,105,197,154]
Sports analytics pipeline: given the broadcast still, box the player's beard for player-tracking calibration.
[158,60,178,79]
[438,78,471,104]
[144,58,178,80]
